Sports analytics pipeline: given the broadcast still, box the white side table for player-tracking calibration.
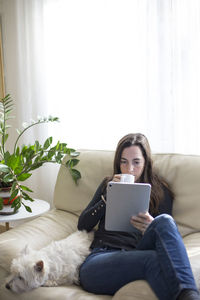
[0,199,50,231]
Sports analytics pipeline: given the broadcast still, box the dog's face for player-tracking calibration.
[5,245,48,293]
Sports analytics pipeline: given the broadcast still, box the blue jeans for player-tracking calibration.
[79,214,198,300]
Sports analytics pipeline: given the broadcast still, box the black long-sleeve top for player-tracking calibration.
[78,179,173,251]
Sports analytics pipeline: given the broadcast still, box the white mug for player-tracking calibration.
[120,174,135,183]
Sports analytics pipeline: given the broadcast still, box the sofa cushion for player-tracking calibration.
[153,153,200,234]
[0,283,112,300]
[54,150,114,215]
[183,232,200,290]
[113,280,157,300]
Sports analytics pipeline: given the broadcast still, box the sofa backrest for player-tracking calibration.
[54,150,200,236]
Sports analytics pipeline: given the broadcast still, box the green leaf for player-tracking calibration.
[20,185,33,193]
[3,173,14,183]
[69,168,81,184]
[4,133,8,143]
[24,205,32,212]
[24,149,35,161]
[5,110,13,116]
[43,137,53,150]
[6,154,21,171]
[22,191,34,201]
[15,146,20,156]
[34,155,41,164]
[40,155,47,162]
[34,140,40,152]
[21,145,28,154]
[47,116,59,122]
[55,152,63,163]
[11,196,21,208]
[0,163,10,172]
[11,198,21,212]
[4,151,11,162]
[55,141,60,151]
[39,149,44,157]
[11,181,18,193]
[9,189,19,201]
[17,173,32,181]
[47,151,54,160]
[14,165,24,175]
[29,162,43,171]
[70,151,80,157]
[66,158,79,168]
[58,143,67,151]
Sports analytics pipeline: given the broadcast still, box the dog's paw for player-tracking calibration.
[42,280,59,287]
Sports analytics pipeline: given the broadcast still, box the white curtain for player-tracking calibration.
[0,0,200,204]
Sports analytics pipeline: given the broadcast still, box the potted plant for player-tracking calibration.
[0,94,81,214]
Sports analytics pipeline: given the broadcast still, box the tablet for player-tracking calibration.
[105,182,151,232]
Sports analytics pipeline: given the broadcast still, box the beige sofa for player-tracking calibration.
[0,150,200,300]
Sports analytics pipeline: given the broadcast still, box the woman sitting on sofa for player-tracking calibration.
[78,133,200,300]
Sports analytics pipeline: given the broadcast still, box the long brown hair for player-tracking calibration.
[103,133,173,215]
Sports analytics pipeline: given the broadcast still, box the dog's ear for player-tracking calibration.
[20,244,31,256]
[34,260,44,272]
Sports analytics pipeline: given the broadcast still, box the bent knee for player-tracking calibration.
[155,214,173,221]
[79,265,113,295]
[153,214,177,229]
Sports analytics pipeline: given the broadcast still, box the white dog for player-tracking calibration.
[6,230,93,293]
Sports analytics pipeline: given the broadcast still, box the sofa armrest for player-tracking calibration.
[0,209,78,272]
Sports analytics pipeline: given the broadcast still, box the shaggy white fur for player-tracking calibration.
[5,230,93,293]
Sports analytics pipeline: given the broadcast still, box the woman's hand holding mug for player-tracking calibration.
[112,174,135,183]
